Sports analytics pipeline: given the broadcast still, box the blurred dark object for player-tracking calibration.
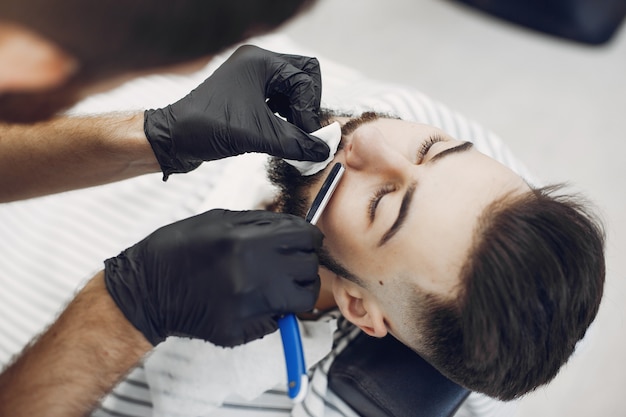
[328,333,470,417]
[450,0,626,44]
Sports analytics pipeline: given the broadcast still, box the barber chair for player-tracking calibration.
[328,333,470,417]
[449,0,626,45]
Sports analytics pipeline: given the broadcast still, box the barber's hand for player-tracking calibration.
[144,45,329,180]
[103,209,322,347]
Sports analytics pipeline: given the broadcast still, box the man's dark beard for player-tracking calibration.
[266,158,323,219]
[266,109,394,287]
[265,107,339,218]
[266,147,366,287]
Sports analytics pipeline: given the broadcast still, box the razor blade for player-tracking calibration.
[278,162,345,402]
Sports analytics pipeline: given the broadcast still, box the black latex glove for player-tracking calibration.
[144,45,330,180]
[104,209,322,347]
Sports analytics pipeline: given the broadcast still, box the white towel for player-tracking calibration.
[144,318,337,417]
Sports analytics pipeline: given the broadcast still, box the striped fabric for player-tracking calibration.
[0,34,533,417]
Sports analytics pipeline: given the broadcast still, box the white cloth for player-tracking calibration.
[146,319,337,417]
[0,34,533,417]
[284,122,342,176]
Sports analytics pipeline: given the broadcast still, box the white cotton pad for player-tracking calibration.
[284,121,342,176]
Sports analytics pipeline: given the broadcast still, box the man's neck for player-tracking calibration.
[315,268,338,311]
[298,267,337,320]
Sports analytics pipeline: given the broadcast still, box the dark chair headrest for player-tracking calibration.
[328,333,470,417]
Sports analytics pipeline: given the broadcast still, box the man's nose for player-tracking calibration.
[344,125,408,176]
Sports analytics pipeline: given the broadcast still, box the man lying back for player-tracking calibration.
[268,110,605,401]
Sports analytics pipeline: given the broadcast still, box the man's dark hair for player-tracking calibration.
[415,185,605,400]
[0,0,316,122]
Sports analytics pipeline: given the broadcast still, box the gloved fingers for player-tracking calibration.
[266,272,321,314]
[274,51,322,78]
[217,209,324,248]
[268,248,321,298]
[266,63,321,134]
[267,214,325,252]
[275,120,330,162]
[211,209,305,230]
[262,56,327,161]
[289,281,320,312]
[272,52,322,103]
[228,115,329,162]
[258,47,322,135]
[218,208,291,225]
[273,246,320,276]
[207,45,266,87]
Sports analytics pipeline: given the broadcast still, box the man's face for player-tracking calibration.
[299,114,530,309]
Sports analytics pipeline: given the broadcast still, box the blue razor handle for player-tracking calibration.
[278,162,345,402]
[278,314,308,402]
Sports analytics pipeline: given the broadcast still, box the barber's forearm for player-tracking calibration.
[0,271,152,417]
[0,113,160,202]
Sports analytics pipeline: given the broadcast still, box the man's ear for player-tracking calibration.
[0,23,77,93]
[332,276,388,338]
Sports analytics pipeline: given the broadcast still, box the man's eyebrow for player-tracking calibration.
[429,141,474,164]
[378,182,417,247]
[376,142,473,247]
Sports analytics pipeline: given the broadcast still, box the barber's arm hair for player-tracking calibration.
[417,184,606,400]
[0,271,152,416]
[0,113,159,202]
